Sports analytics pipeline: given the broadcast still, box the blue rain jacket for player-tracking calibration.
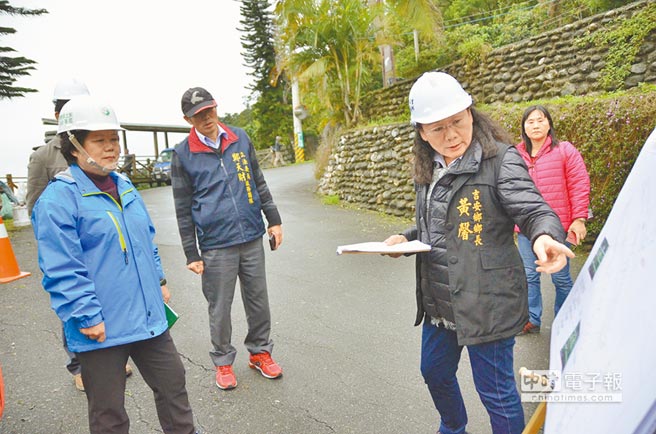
[32,165,167,352]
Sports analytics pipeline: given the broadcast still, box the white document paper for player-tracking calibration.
[336,240,431,255]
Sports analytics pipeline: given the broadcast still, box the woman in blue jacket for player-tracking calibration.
[32,96,196,434]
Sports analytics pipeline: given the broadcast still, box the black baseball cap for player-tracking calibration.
[181,87,217,117]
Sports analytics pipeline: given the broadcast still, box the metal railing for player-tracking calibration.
[4,155,160,192]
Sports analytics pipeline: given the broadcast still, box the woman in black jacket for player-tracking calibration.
[385,72,572,434]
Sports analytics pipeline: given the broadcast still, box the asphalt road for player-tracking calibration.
[0,162,586,434]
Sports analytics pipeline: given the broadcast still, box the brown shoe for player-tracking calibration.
[517,322,541,336]
[73,373,85,391]
[125,363,133,377]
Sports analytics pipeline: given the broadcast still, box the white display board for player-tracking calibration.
[544,127,656,433]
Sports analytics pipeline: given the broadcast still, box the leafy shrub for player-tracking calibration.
[395,42,450,81]
[484,85,656,239]
[577,3,656,90]
[445,24,494,68]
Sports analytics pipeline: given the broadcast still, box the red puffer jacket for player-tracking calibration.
[516,136,590,232]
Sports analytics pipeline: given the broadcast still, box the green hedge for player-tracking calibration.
[485,85,656,240]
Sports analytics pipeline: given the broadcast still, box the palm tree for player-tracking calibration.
[275,0,380,127]
[274,0,442,126]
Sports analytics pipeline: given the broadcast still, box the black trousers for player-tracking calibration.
[76,331,195,434]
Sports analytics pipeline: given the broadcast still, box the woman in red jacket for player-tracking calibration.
[516,105,590,335]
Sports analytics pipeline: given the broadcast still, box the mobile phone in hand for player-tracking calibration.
[269,233,276,251]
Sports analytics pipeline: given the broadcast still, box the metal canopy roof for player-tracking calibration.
[41,118,190,133]
[41,118,190,156]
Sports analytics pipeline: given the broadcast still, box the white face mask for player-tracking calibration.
[68,132,118,173]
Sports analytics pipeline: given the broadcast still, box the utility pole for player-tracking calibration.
[369,0,397,87]
[291,77,306,162]
[380,45,396,87]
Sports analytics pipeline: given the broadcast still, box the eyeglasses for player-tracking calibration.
[422,115,469,139]
[192,107,217,120]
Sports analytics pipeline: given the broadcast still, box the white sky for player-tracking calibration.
[0,0,253,178]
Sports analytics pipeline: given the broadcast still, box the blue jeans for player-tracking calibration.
[517,234,573,326]
[421,319,525,434]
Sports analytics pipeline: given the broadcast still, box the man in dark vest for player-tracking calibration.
[171,87,284,390]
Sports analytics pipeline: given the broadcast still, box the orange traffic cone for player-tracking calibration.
[0,216,31,283]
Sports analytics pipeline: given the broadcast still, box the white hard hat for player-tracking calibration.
[52,78,90,102]
[409,71,473,125]
[57,96,125,133]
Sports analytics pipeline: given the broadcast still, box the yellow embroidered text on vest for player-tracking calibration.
[457,189,484,246]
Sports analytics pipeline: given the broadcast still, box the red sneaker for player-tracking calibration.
[215,365,237,390]
[516,322,541,336]
[248,352,283,379]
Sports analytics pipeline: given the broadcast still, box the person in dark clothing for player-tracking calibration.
[271,136,286,167]
[171,87,283,391]
[384,72,574,434]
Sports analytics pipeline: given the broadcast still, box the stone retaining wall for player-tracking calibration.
[362,0,656,122]
[317,123,416,217]
[320,1,656,218]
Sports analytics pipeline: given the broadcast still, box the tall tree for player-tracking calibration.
[238,0,292,149]
[0,0,47,99]
[275,0,381,127]
[275,0,443,126]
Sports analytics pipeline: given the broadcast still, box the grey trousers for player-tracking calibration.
[76,331,195,434]
[201,238,274,366]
